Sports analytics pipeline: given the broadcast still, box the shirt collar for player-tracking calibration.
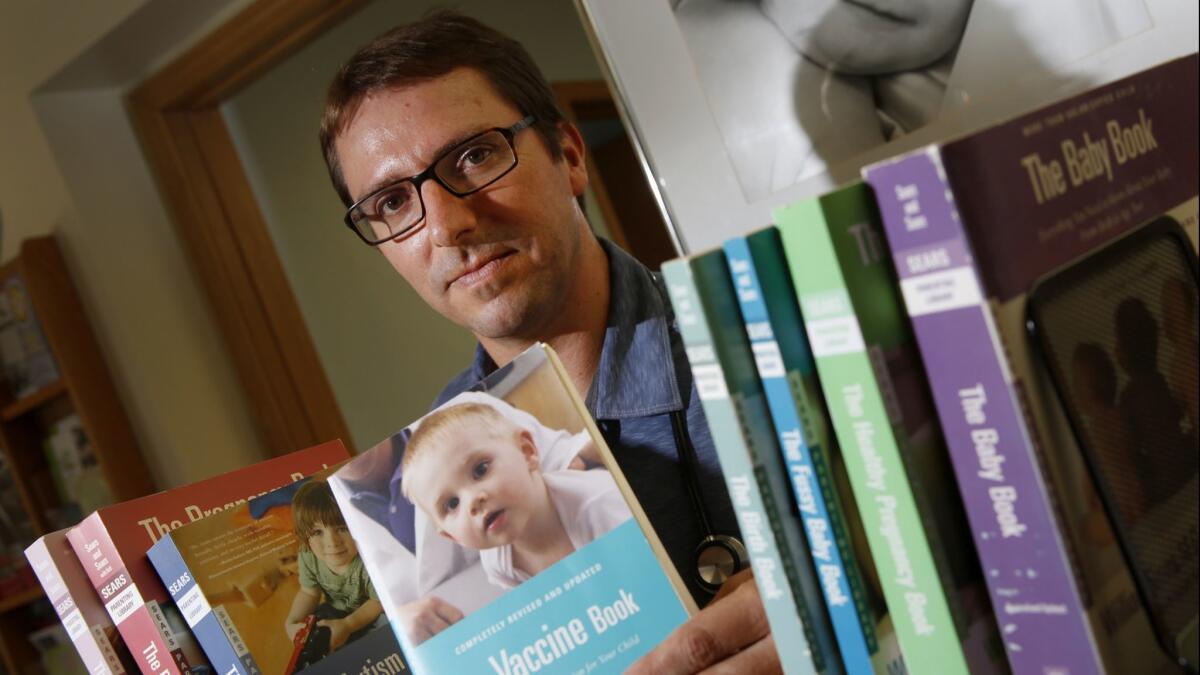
[462,239,683,419]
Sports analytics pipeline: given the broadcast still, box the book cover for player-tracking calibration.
[663,257,825,675]
[67,440,350,675]
[329,344,694,675]
[147,461,407,675]
[26,529,137,675]
[725,229,886,673]
[864,54,1198,674]
[777,184,983,675]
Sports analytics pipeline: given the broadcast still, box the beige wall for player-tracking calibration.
[4,0,264,488]
[0,2,144,254]
[222,0,609,449]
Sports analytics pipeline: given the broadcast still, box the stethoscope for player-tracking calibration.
[668,410,749,594]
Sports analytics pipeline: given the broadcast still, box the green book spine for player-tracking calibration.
[776,188,970,675]
[662,258,821,675]
[742,227,880,654]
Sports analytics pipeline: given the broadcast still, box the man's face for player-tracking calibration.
[306,520,359,573]
[406,420,542,551]
[334,68,589,340]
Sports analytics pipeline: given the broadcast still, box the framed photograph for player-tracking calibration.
[572,0,1184,253]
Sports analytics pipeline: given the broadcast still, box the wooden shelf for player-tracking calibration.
[0,584,43,614]
[0,235,155,674]
[2,380,68,421]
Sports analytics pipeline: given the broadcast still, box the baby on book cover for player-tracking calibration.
[329,344,694,674]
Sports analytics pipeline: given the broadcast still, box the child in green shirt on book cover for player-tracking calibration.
[285,480,385,652]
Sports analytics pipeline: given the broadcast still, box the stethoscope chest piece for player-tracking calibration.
[694,533,748,593]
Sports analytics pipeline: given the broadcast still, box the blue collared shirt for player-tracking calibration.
[435,240,740,604]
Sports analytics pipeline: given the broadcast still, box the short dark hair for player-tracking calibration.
[319,11,568,207]
[292,480,347,550]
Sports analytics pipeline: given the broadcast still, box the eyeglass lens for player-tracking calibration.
[353,128,517,243]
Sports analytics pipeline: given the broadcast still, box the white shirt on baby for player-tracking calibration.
[480,467,632,590]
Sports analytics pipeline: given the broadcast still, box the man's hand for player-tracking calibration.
[627,569,781,675]
[285,620,305,642]
[395,596,464,646]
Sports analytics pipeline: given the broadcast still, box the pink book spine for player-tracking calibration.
[26,533,124,675]
[68,516,191,675]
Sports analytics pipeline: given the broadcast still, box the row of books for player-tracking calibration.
[22,54,1198,675]
[24,340,693,675]
[661,53,1198,675]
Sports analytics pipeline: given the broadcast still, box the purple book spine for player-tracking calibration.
[864,152,1103,675]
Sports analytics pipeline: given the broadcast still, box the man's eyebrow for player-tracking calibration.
[358,124,494,199]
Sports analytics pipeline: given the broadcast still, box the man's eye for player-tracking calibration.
[373,187,410,216]
[472,460,490,479]
[455,140,503,172]
[444,496,459,513]
[464,146,492,164]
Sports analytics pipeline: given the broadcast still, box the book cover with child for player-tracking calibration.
[66,440,349,675]
[328,343,695,674]
[147,461,407,675]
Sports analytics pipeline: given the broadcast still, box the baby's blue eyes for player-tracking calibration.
[442,460,491,514]
[473,460,490,479]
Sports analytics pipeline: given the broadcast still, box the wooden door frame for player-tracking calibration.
[128,0,363,456]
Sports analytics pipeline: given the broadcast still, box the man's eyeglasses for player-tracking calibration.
[344,116,536,245]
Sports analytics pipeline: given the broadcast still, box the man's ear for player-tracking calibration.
[517,429,539,470]
[556,120,589,198]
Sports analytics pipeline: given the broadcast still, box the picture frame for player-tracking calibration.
[573,0,1188,254]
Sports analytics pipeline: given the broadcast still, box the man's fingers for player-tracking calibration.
[711,567,755,603]
[627,579,770,675]
[700,634,784,675]
[432,597,465,624]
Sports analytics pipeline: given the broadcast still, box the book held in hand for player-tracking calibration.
[328,343,695,674]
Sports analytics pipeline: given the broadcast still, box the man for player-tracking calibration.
[319,11,779,674]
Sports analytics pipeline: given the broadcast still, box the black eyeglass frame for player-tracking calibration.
[343,115,536,246]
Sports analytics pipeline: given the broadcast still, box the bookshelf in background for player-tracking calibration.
[0,235,155,674]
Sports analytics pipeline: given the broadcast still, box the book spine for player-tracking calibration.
[26,537,121,675]
[662,258,820,675]
[68,517,191,675]
[864,150,1105,674]
[146,536,253,675]
[724,235,874,674]
[691,250,844,674]
[776,195,970,675]
[743,230,882,654]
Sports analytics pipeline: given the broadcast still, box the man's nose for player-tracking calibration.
[422,180,479,247]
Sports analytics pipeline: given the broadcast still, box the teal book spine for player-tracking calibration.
[726,230,875,674]
[776,187,971,675]
[690,249,844,675]
[662,258,821,675]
